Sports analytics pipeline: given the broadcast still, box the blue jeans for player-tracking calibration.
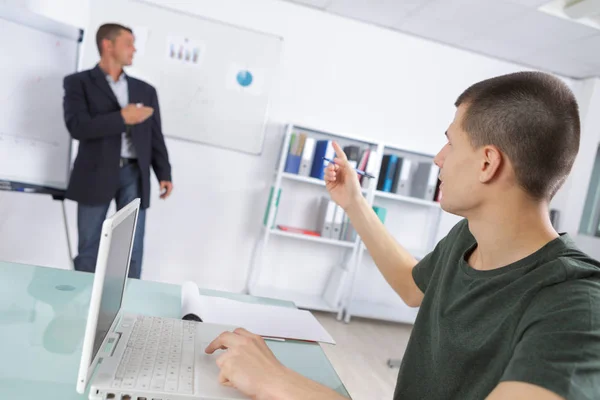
[74,163,146,279]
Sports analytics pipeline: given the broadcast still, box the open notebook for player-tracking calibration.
[180,282,335,344]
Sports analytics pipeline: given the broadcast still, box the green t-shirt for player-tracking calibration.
[394,219,600,400]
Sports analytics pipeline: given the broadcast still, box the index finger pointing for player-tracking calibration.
[332,141,348,162]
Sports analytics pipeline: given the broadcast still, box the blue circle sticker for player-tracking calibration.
[236,70,253,87]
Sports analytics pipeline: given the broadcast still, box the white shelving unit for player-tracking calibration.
[341,143,443,324]
[246,124,443,324]
[268,227,356,248]
[246,124,380,318]
[374,190,441,208]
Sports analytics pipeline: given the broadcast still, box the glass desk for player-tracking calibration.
[0,262,348,398]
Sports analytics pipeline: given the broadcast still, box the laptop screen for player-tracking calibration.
[91,210,137,362]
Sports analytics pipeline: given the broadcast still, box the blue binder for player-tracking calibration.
[284,154,301,174]
[310,140,331,180]
[383,155,398,192]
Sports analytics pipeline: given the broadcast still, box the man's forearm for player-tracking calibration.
[263,368,347,400]
[345,196,423,307]
[66,111,125,141]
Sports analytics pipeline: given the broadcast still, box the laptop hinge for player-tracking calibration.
[99,332,122,358]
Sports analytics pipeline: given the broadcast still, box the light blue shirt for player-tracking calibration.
[106,73,137,159]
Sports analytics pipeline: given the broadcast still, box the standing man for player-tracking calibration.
[63,23,173,279]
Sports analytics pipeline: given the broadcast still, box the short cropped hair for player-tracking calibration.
[96,23,133,55]
[455,71,580,200]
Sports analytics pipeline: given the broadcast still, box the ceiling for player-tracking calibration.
[282,0,600,79]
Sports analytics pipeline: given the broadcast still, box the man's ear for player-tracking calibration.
[479,145,503,183]
[102,38,113,54]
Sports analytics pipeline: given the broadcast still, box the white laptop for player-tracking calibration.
[76,198,247,400]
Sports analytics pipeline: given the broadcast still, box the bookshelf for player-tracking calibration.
[342,142,443,324]
[268,227,355,248]
[246,124,444,324]
[246,124,379,320]
[374,190,441,207]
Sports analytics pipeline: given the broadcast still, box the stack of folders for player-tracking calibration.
[318,196,356,242]
[284,132,316,176]
[377,154,441,201]
[283,132,377,187]
[345,145,379,189]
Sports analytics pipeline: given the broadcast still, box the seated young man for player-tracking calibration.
[206,71,600,400]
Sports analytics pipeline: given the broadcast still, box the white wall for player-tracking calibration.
[1,0,592,292]
[558,78,600,258]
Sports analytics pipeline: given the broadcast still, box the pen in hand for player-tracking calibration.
[322,157,375,179]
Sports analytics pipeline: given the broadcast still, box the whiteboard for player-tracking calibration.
[82,0,283,155]
[0,6,80,192]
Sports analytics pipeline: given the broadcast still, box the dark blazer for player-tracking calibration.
[63,64,171,209]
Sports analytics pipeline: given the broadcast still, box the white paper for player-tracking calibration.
[132,26,149,57]
[166,35,205,67]
[180,282,335,344]
[181,281,205,318]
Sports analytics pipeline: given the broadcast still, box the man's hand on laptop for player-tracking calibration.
[205,328,287,397]
[205,328,347,400]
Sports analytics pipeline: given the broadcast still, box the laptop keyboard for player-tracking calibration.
[112,316,196,394]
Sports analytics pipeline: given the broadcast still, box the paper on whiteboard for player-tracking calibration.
[180,282,335,344]
[132,26,149,57]
[226,63,264,96]
[166,35,205,67]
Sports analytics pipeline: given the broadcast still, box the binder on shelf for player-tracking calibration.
[343,145,361,170]
[296,133,307,155]
[395,159,413,196]
[263,187,282,228]
[377,154,398,192]
[410,162,438,200]
[362,150,379,190]
[332,206,344,239]
[549,209,560,230]
[373,206,387,224]
[298,137,316,176]
[284,132,307,174]
[340,214,350,241]
[342,215,357,242]
[426,165,440,200]
[377,155,390,191]
[357,149,370,183]
[288,133,297,154]
[391,158,405,193]
[317,197,336,238]
[310,140,335,180]
[284,155,301,174]
[339,214,348,241]
[434,178,443,202]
